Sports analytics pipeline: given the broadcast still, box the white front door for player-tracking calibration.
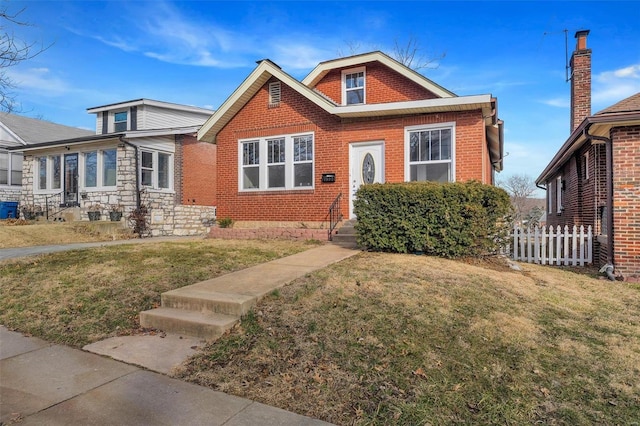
[349,141,385,218]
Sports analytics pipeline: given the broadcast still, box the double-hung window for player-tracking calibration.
[36,155,62,191]
[114,111,127,132]
[0,151,22,186]
[342,67,365,105]
[140,150,172,190]
[84,149,117,188]
[556,176,563,214]
[240,133,314,191]
[405,124,454,183]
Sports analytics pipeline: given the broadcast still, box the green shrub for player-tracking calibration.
[217,217,234,228]
[353,181,512,257]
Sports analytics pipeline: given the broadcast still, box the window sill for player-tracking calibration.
[238,187,315,195]
[597,235,608,245]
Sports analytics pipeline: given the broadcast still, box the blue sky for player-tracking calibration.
[7,1,640,193]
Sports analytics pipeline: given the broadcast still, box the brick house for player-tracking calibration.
[536,30,640,280]
[11,99,218,236]
[198,51,504,236]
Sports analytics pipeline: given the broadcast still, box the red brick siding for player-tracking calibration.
[215,78,490,223]
[570,50,591,132]
[312,62,439,105]
[611,126,640,277]
[181,134,217,205]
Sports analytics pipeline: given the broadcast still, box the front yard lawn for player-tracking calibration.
[2,240,638,424]
[176,253,640,425]
[0,239,315,347]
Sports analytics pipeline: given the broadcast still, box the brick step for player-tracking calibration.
[140,307,238,340]
[161,290,256,317]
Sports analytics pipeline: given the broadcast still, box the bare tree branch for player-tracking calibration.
[497,174,540,225]
[0,4,51,112]
[392,34,446,70]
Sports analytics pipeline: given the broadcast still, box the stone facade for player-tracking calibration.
[19,142,216,236]
[0,187,20,202]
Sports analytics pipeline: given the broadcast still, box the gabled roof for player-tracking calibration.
[536,91,640,184]
[87,98,214,116]
[0,113,93,147]
[302,51,456,98]
[198,54,499,146]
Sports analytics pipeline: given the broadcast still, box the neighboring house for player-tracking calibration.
[198,51,504,233]
[536,30,640,280]
[1,113,93,202]
[10,99,218,236]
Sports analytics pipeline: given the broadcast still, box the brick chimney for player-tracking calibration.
[570,30,591,132]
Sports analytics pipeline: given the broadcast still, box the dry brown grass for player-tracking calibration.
[178,253,640,425]
[0,220,124,248]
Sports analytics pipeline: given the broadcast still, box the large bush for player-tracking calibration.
[353,181,512,257]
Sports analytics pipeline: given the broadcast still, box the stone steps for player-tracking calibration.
[331,220,358,247]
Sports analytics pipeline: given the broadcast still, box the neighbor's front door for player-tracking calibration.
[64,153,79,206]
[349,141,384,218]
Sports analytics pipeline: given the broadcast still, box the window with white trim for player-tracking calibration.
[0,151,22,186]
[239,133,314,191]
[342,67,365,105]
[556,176,563,213]
[140,150,172,190]
[84,149,117,188]
[583,151,589,180]
[405,124,454,183]
[547,181,552,213]
[36,155,62,191]
[114,111,127,132]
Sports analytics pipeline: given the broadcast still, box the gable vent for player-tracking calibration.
[269,81,281,106]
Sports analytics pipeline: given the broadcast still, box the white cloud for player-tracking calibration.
[593,63,640,106]
[540,97,569,108]
[5,68,71,96]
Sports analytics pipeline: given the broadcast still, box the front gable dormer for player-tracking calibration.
[303,51,455,106]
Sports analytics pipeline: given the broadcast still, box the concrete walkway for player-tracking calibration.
[0,236,205,262]
[1,242,360,425]
[0,326,332,425]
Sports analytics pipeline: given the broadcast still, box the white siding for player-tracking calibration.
[132,136,176,153]
[139,105,211,130]
[0,126,23,148]
[95,114,103,135]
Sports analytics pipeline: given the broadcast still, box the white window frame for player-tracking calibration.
[113,110,128,132]
[238,132,314,192]
[583,151,589,180]
[34,154,62,193]
[0,150,22,187]
[139,149,173,191]
[547,180,552,213]
[556,176,563,214]
[404,122,456,183]
[342,67,366,105]
[81,148,117,190]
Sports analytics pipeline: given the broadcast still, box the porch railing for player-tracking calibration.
[328,193,343,241]
[45,191,64,220]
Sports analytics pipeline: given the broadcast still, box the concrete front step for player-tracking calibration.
[162,290,256,317]
[140,308,238,341]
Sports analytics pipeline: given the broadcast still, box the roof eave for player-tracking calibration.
[333,95,493,118]
[302,51,456,98]
[198,61,336,143]
[11,134,124,152]
[536,112,640,184]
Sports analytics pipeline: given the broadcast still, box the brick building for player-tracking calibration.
[537,30,640,280]
[199,51,504,232]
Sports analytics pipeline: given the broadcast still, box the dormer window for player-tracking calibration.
[342,67,365,105]
[114,111,127,132]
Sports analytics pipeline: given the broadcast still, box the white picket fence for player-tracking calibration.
[508,225,593,266]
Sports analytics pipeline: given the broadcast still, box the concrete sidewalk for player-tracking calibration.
[1,243,360,425]
[0,326,332,425]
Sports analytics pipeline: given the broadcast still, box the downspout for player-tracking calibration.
[584,124,615,280]
[119,136,141,210]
